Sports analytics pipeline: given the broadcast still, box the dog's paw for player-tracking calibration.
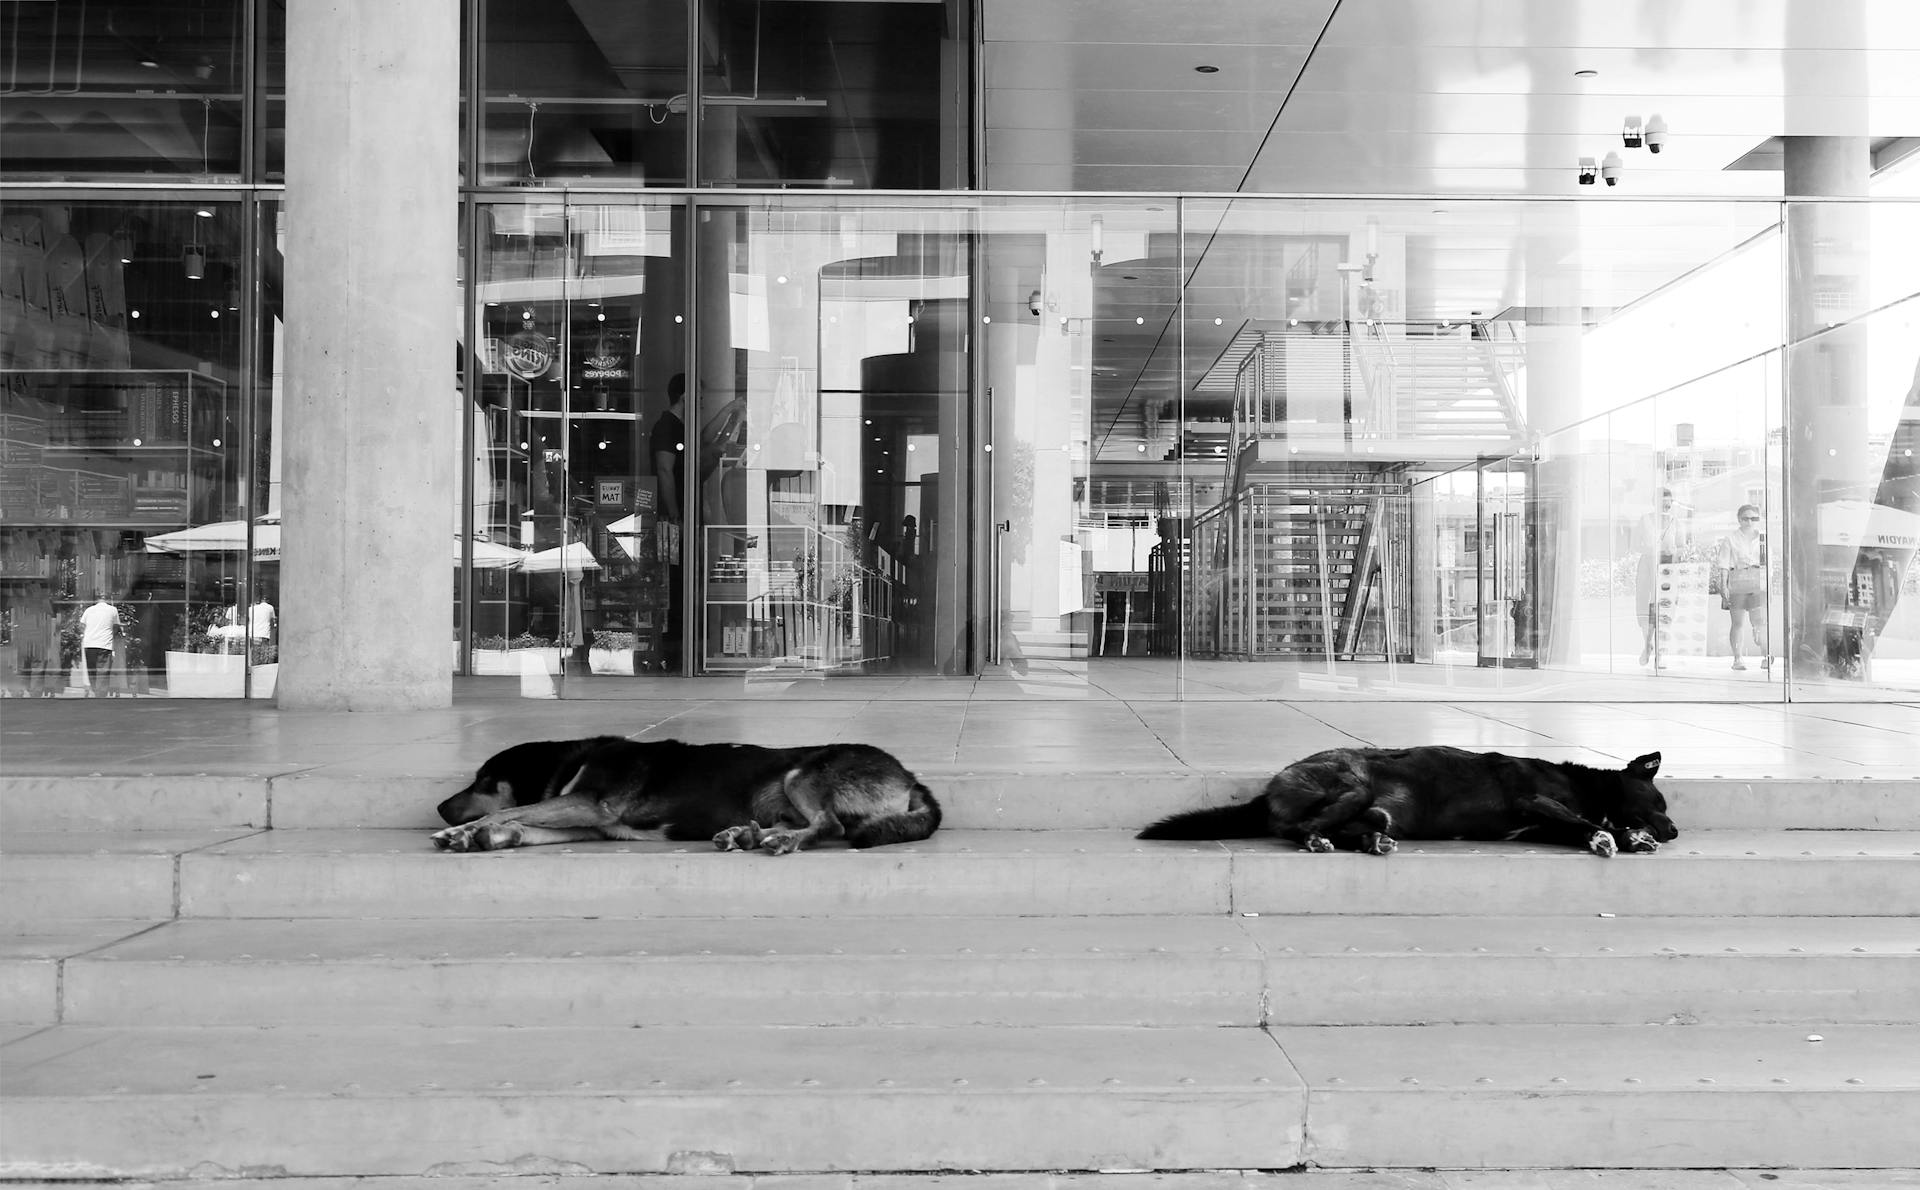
[760,829,803,856]
[1304,834,1335,853]
[432,821,520,852]
[1363,833,1397,857]
[1587,830,1618,858]
[714,823,764,852]
[1621,828,1661,854]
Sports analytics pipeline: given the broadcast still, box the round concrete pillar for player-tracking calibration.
[1782,136,1871,681]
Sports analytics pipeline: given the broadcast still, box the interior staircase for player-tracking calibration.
[1195,467,1410,659]
[3,766,1918,1177]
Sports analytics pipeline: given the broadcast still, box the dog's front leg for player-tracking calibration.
[431,792,626,852]
[1515,796,1618,857]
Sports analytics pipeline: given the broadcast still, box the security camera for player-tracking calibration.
[1602,151,1623,186]
[1027,289,1044,317]
[1578,157,1597,185]
[1645,114,1667,154]
[1622,116,1644,149]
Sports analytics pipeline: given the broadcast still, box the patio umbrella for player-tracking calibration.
[520,541,600,574]
[144,517,281,559]
[147,521,525,570]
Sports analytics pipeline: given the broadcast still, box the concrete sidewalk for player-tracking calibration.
[2,691,1915,780]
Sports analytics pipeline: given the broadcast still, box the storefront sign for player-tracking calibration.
[502,328,554,380]
[582,353,629,380]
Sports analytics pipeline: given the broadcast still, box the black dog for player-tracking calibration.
[1139,746,1677,858]
[433,736,941,855]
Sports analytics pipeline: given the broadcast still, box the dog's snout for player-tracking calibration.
[437,787,480,826]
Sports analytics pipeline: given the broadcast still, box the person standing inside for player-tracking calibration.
[648,374,689,670]
[78,594,122,697]
[1715,503,1770,671]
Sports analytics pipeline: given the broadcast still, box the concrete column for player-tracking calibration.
[1782,136,1871,680]
[278,0,459,709]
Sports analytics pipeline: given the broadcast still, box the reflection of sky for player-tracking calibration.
[1581,189,1920,449]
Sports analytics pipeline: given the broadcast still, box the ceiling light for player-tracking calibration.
[1194,65,1219,74]
[1574,69,1598,78]
[139,57,160,69]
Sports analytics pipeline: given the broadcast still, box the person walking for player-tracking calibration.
[78,594,122,697]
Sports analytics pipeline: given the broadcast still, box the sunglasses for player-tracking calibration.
[1739,515,1761,522]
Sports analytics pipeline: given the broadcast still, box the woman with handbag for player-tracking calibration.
[1713,504,1769,671]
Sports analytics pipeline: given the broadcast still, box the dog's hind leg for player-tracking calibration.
[1325,806,1397,856]
[755,770,846,856]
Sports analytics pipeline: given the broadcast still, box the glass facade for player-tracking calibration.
[6,3,1919,702]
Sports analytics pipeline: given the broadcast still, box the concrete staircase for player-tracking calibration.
[3,769,1919,1177]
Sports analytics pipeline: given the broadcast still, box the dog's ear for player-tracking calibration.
[1624,752,1661,779]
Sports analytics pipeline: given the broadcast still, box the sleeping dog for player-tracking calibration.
[1139,746,1677,858]
[433,736,941,855]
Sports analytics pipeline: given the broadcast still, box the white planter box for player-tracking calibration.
[165,652,278,699]
[470,649,560,677]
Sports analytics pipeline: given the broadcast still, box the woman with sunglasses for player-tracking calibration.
[1714,504,1770,671]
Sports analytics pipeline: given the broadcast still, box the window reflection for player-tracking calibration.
[1,198,266,697]
[0,0,249,180]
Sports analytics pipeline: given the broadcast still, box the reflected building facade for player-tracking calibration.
[3,1,1917,705]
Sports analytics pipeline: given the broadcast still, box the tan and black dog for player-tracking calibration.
[433,736,941,855]
[1139,746,1677,858]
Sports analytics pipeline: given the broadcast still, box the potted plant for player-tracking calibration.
[469,631,558,676]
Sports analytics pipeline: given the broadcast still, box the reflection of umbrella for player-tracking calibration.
[1818,500,1920,550]
[521,541,600,574]
[464,538,526,570]
[147,520,527,570]
[145,517,281,559]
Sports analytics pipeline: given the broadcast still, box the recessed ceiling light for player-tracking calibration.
[1122,275,1138,280]
[1574,69,1598,78]
[1195,65,1219,74]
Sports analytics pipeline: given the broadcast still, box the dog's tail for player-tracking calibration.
[848,782,943,848]
[1137,797,1270,840]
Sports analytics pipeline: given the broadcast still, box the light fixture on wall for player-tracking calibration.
[1089,215,1104,266]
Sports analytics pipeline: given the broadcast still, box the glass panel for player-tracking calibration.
[698,0,967,189]
[0,1,249,180]
[694,200,970,680]
[464,197,687,679]
[477,0,689,186]
[977,200,1184,696]
[1172,196,1785,700]
[257,0,286,182]
[1,197,256,696]
[1782,198,1920,699]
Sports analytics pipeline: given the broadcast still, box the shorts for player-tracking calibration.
[1723,590,1765,612]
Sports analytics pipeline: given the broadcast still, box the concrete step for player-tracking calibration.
[15,915,1915,1030]
[7,770,1919,835]
[0,1176,1881,1190]
[0,1023,1299,1177]
[2,1023,1915,1174]
[7,830,1919,922]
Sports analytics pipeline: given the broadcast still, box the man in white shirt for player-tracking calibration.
[78,595,121,697]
